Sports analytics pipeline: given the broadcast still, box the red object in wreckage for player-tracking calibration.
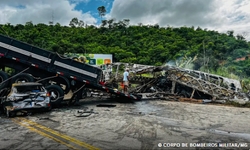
[99,81,105,85]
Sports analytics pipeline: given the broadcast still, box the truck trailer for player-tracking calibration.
[0,34,139,107]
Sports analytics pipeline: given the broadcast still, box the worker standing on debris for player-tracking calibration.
[123,68,130,94]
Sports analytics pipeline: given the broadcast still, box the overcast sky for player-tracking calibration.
[0,0,249,41]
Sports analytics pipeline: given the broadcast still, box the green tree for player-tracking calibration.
[1,17,250,79]
[69,18,84,27]
[97,6,106,20]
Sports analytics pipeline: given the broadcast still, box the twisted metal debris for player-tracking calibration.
[101,63,249,103]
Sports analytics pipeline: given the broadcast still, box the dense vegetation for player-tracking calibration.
[0,18,250,81]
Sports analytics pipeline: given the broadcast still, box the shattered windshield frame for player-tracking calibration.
[14,85,45,94]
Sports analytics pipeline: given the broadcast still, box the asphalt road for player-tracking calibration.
[0,98,250,150]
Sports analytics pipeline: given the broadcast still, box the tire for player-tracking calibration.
[11,73,34,84]
[68,88,86,106]
[52,76,71,94]
[72,57,79,61]
[4,107,15,118]
[0,71,9,89]
[81,88,90,99]
[46,85,64,108]
[0,104,3,115]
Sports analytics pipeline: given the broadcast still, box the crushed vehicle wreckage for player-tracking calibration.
[97,62,250,103]
[0,82,51,117]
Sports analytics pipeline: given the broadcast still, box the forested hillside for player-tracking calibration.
[0,18,250,79]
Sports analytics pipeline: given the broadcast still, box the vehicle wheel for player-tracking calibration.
[68,88,86,105]
[4,107,15,118]
[11,73,34,83]
[81,88,90,99]
[0,71,9,89]
[69,95,78,105]
[46,85,64,108]
[179,90,190,98]
[52,76,71,94]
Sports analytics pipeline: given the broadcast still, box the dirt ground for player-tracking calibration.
[0,98,250,150]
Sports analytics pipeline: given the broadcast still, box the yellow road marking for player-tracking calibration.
[12,118,79,150]
[16,117,100,150]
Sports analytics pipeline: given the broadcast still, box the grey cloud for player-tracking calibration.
[110,0,250,41]
[0,0,96,26]
[110,0,218,27]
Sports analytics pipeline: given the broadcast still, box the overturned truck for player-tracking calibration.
[0,34,139,109]
[101,62,249,103]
